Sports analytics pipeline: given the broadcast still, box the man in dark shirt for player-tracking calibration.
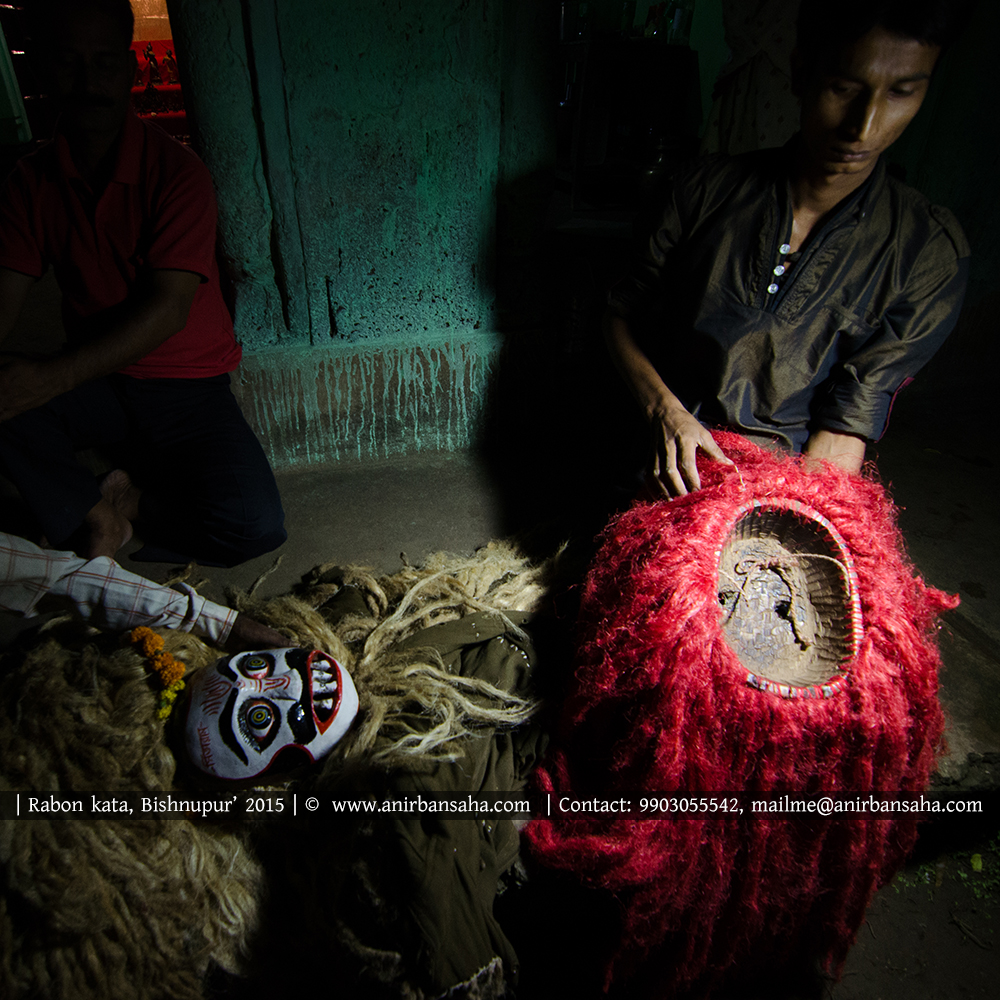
[606,0,970,496]
[0,0,285,565]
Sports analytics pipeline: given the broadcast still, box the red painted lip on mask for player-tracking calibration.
[307,650,343,731]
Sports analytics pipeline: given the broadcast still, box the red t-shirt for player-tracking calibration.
[0,113,241,378]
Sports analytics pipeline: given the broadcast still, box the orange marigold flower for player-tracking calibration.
[159,662,185,686]
[132,627,187,719]
[141,634,165,657]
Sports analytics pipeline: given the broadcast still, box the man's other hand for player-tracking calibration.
[225,613,289,652]
[804,429,866,475]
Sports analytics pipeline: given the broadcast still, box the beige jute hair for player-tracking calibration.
[226,539,559,766]
[0,540,558,1000]
[0,639,263,1000]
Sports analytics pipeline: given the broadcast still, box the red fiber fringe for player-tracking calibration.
[525,432,956,995]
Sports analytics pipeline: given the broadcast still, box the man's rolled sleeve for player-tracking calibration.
[56,558,237,641]
[815,222,969,441]
[0,531,236,642]
[144,154,219,281]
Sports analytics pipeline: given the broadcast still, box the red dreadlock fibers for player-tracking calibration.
[525,432,956,995]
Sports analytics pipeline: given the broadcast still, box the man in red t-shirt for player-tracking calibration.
[0,0,285,566]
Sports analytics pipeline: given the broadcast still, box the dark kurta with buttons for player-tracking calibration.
[610,144,969,451]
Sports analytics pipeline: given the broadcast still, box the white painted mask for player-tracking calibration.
[184,647,359,780]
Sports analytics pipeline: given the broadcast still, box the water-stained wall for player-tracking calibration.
[233,339,499,467]
[168,0,544,465]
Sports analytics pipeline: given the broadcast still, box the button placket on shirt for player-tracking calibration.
[767,242,792,296]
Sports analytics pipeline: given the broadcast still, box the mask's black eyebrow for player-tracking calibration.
[219,689,248,765]
[217,656,238,681]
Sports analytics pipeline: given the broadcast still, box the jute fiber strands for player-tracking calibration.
[525,431,956,997]
[0,640,263,1000]
[1,540,557,1000]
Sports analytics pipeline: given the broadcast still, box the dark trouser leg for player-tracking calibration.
[0,379,130,546]
[117,374,286,567]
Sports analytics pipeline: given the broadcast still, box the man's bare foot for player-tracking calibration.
[83,497,133,559]
[100,469,142,522]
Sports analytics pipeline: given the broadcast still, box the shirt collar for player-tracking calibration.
[113,112,144,185]
[854,156,886,219]
[777,137,885,225]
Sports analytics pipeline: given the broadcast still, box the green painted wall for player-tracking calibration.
[231,338,500,467]
[169,0,542,465]
[169,0,284,346]
[270,0,501,347]
[173,0,503,351]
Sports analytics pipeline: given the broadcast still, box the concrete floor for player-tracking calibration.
[868,399,1000,787]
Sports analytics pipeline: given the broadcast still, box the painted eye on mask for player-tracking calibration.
[185,647,361,780]
[240,699,278,750]
[239,653,274,679]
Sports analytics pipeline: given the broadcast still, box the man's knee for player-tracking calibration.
[208,494,287,567]
[235,508,288,562]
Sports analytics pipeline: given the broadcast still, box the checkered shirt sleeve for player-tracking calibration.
[0,533,237,644]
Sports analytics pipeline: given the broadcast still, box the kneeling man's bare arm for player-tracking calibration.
[0,267,200,423]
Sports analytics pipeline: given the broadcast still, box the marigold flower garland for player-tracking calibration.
[129,626,186,719]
